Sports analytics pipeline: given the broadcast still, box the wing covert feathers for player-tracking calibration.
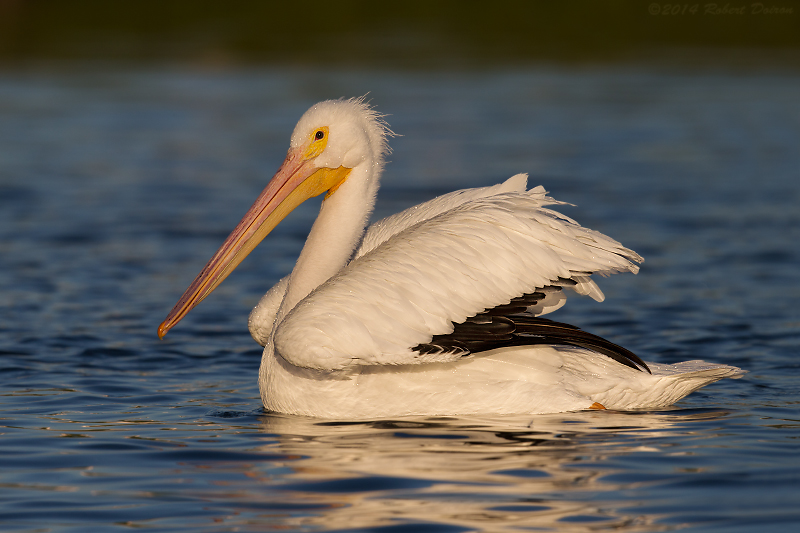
[274,182,643,372]
[357,174,530,257]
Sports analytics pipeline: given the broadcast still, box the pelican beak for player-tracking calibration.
[158,146,351,339]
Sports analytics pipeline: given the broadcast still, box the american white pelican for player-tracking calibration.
[159,97,744,418]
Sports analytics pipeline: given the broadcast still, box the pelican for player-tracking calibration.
[159,97,744,418]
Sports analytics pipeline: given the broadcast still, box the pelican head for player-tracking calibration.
[290,98,389,173]
[158,97,390,338]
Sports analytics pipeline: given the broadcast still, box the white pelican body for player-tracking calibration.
[160,98,743,418]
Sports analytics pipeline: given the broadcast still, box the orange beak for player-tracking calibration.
[158,146,351,339]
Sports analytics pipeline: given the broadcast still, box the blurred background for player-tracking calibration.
[1,0,798,68]
[0,0,800,66]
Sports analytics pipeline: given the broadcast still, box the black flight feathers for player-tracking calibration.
[413,284,650,374]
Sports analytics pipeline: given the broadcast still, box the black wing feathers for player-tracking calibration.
[412,285,650,373]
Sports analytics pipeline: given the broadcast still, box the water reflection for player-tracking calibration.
[1,381,742,531]
[251,409,732,531]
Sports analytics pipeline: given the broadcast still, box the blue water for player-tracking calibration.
[1,67,799,532]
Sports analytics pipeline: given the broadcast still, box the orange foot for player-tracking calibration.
[589,402,606,410]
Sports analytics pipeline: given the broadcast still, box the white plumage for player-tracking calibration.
[160,97,744,418]
[270,183,635,370]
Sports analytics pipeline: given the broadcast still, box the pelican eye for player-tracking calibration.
[304,126,329,159]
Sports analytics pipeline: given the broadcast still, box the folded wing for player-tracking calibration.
[272,182,642,372]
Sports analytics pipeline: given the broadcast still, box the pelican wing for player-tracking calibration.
[357,173,529,256]
[249,176,531,346]
[273,186,642,371]
[415,312,650,373]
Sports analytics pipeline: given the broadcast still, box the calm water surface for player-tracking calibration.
[1,67,799,532]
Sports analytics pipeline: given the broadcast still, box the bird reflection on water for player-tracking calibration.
[237,409,734,531]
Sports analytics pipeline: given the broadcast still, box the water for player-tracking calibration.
[1,66,799,532]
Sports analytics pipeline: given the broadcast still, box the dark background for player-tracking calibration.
[1,0,798,69]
